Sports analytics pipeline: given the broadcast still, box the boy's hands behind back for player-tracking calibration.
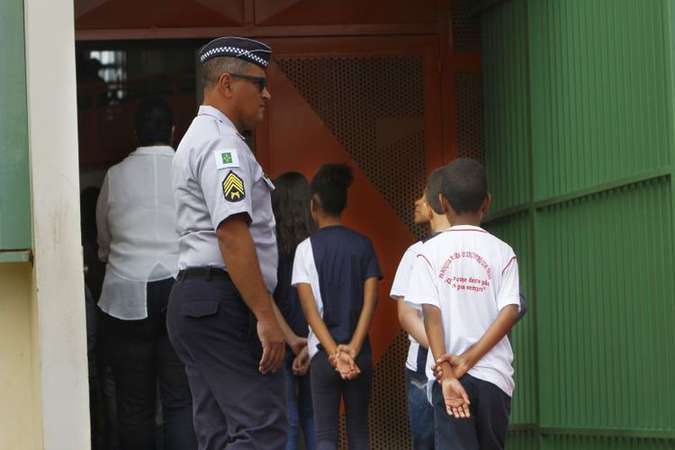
[433,352,472,381]
[436,360,471,419]
[441,376,471,418]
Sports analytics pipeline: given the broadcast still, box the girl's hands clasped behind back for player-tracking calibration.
[330,346,361,380]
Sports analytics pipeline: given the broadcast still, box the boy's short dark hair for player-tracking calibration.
[310,163,354,216]
[425,167,445,215]
[440,158,488,214]
[135,97,173,146]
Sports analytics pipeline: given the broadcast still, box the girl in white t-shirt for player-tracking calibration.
[291,164,381,450]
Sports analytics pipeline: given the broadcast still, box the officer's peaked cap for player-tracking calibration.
[199,36,271,69]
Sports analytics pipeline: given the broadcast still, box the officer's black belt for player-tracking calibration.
[177,267,231,282]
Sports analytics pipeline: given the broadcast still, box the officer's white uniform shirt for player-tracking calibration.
[406,225,521,398]
[172,105,278,293]
[390,240,426,372]
[96,145,179,320]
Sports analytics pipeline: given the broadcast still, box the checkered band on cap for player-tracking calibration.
[199,37,272,68]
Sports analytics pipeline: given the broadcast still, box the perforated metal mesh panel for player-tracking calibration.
[276,54,429,449]
[276,55,427,240]
[456,72,483,161]
[366,332,411,449]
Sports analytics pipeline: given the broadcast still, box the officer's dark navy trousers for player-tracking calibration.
[167,270,288,450]
[432,374,511,450]
[310,349,372,450]
[101,277,196,450]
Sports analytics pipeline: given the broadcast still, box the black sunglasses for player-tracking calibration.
[229,73,267,92]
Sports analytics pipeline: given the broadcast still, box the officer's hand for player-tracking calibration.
[257,314,285,374]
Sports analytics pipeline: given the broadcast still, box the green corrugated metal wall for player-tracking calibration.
[480,0,675,448]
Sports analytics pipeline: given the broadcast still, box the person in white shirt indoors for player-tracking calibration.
[96,97,196,450]
[406,158,521,450]
[390,166,450,450]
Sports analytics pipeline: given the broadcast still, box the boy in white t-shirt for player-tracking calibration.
[390,167,450,450]
[406,159,520,450]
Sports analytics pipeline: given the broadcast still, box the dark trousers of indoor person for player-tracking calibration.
[101,277,196,450]
[406,368,434,450]
[310,349,372,450]
[167,268,288,450]
[432,374,511,450]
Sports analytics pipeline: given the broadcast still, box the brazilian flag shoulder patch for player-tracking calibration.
[222,170,245,202]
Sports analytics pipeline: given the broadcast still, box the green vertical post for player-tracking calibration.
[0,0,31,254]
[521,1,542,448]
[663,3,675,434]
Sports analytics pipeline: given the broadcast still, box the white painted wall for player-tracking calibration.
[24,0,91,447]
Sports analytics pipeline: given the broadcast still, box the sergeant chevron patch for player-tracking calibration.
[222,171,245,202]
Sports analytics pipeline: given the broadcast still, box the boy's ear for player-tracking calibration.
[480,194,492,217]
[440,194,450,214]
[423,197,433,221]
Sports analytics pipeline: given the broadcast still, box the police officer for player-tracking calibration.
[168,36,288,450]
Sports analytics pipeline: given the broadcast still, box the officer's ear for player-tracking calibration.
[217,72,235,98]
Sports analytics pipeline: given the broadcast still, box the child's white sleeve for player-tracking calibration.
[497,254,521,311]
[291,239,312,286]
[390,246,416,299]
[405,253,440,308]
